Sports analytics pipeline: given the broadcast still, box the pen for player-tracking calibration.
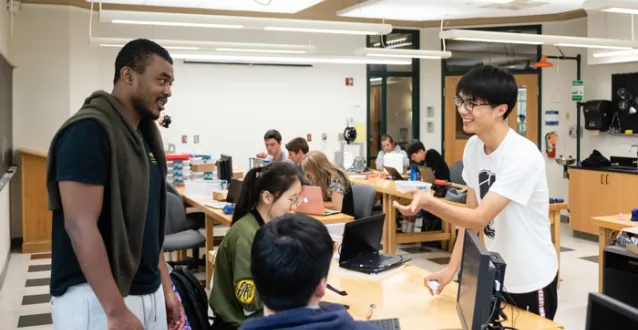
[327,284,347,296]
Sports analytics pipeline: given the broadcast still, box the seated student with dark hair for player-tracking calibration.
[240,213,379,330]
[405,140,451,236]
[405,139,450,181]
[209,162,302,330]
[256,129,288,162]
[285,137,309,184]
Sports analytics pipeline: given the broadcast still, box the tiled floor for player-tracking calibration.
[0,222,599,329]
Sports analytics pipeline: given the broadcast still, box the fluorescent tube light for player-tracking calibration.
[584,0,638,14]
[592,49,638,58]
[215,48,307,54]
[440,29,638,50]
[473,0,514,3]
[99,9,392,36]
[170,52,411,65]
[90,37,316,54]
[357,48,452,59]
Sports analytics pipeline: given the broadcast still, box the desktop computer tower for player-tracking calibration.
[603,246,638,309]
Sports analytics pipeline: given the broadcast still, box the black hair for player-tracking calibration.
[232,162,300,225]
[455,65,518,120]
[113,38,173,85]
[285,137,309,154]
[381,134,394,144]
[406,139,425,158]
[251,213,334,312]
[264,129,282,144]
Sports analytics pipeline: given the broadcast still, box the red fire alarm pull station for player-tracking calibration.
[345,77,354,86]
[307,133,312,142]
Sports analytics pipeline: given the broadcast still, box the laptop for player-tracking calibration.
[383,166,406,181]
[294,185,341,216]
[339,214,407,274]
[418,167,436,183]
[226,179,243,204]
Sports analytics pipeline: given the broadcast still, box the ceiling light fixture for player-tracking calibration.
[358,47,453,59]
[592,49,638,58]
[90,37,316,54]
[584,0,638,14]
[99,9,392,36]
[169,52,411,65]
[440,29,637,50]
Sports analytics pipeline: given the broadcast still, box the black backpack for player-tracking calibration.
[170,266,210,330]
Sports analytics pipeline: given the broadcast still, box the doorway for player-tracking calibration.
[443,74,539,165]
[366,29,420,168]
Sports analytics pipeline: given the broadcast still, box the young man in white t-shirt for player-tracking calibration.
[394,65,558,320]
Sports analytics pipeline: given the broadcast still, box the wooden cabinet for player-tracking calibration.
[569,168,638,235]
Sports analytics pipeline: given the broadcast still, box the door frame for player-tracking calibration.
[366,29,421,166]
[440,24,543,160]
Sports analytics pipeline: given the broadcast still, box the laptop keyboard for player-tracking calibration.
[367,318,401,330]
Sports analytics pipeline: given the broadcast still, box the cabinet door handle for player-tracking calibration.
[601,174,604,184]
[606,174,609,184]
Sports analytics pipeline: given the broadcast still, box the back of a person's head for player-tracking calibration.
[406,139,425,158]
[251,213,334,312]
[456,65,518,120]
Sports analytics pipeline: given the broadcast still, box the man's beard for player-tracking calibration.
[131,92,159,120]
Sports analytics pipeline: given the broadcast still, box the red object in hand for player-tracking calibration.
[434,179,449,186]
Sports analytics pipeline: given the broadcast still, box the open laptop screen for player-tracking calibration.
[339,214,385,262]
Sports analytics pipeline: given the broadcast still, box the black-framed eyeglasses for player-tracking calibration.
[454,95,490,112]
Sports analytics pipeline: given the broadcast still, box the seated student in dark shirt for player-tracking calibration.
[405,140,451,236]
[301,151,355,217]
[239,213,379,330]
[405,139,450,181]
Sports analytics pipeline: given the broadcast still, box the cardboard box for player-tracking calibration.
[232,169,244,179]
[191,163,216,172]
[213,190,228,201]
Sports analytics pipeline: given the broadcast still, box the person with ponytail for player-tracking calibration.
[208,161,302,330]
[301,151,355,217]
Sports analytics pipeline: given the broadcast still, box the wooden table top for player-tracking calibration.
[324,261,563,330]
[592,214,638,231]
[175,186,354,225]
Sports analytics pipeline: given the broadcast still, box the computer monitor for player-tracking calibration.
[586,293,638,330]
[226,179,243,204]
[217,154,233,182]
[456,230,497,330]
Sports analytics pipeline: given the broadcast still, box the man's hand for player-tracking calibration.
[256,152,267,158]
[107,306,144,330]
[165,289,185,330]
[424,267,455,296]
[393,189,434,216]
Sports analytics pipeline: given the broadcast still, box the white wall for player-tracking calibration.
[13,4,367,172]
[420,28,443,153]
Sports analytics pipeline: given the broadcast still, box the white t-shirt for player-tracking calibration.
[461,129,558,294]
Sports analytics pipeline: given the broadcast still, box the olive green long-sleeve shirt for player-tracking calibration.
[209,210,264,327]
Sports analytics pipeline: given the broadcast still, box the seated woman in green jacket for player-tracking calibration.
[209,161,302,330]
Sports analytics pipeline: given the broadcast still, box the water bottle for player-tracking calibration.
[410,165,418,181]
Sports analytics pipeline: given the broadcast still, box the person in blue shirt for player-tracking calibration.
[239,213,379,330]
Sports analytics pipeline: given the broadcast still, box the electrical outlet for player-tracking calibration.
[181,135,187,144]
[322,133,327,141]
[194,135,200,144]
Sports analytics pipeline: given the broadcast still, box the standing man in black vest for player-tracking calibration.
[46,39,184,330]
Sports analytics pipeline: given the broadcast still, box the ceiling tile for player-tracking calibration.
[338,0,585,21]
[197,0,326,13]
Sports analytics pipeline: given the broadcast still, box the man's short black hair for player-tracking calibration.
[251,213,333,312]
[456,65,518,119]
[285,137,309,154]
[264,129,282,144]
[113,38,173,85]
[406,139,425,158]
